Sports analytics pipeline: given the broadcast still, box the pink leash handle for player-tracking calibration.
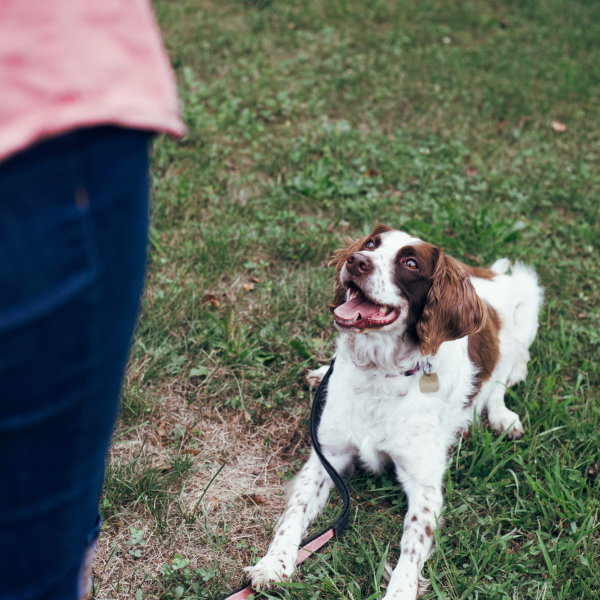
[222,528,335,599]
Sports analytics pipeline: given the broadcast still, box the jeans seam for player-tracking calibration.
[70,150,106,591]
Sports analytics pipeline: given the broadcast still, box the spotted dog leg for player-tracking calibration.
[383,462,445,599]
[245,448,353,590]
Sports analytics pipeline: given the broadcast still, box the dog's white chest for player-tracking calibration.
[319,360,468,475]
[326,374,421,461]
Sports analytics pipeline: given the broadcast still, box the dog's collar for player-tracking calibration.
[351,359,420,378]
[385,363,420,378]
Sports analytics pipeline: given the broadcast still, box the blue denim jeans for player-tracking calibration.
[0,127,152,599]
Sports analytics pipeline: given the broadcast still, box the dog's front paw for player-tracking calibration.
[244,555,295,590]
[381,566,428,600]
[382,581,428,600]
[488,407,524,440]
[382,585,419,600]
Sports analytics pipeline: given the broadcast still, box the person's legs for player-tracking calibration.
[0,127,152,600]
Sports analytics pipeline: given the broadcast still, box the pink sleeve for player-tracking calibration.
[0,0,186,162]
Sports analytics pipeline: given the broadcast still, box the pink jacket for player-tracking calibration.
[0,0,186,162]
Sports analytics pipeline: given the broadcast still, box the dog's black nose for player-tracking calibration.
[346,252,373,275]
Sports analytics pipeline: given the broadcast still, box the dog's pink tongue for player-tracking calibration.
[334,296,381,320]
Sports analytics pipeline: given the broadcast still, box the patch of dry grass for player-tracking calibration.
[93,378,310,599]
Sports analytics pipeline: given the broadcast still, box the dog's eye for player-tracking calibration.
[364,240,375,250]
[404,258,418,270]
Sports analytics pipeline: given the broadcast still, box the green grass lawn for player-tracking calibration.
[95,1,600,598]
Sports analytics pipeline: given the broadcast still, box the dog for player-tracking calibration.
[245,223,543,599]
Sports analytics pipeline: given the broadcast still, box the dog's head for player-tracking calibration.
[329,224,485,356]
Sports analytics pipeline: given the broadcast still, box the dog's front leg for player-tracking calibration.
[384,460,445,599]
[245,448,352,590]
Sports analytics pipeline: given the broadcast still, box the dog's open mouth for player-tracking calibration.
[334,285,400,330]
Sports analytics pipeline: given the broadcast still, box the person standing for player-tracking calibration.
[0,1,185,598]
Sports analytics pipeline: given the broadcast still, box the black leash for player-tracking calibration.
[223,361,350,599]
[308,359,350,535]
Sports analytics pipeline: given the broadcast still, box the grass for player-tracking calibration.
[94,1,600,598]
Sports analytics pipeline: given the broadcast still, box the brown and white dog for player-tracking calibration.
[246,224,543,599]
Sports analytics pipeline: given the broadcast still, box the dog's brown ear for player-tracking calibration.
[328,234,368,311]
[416,250,486,356]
